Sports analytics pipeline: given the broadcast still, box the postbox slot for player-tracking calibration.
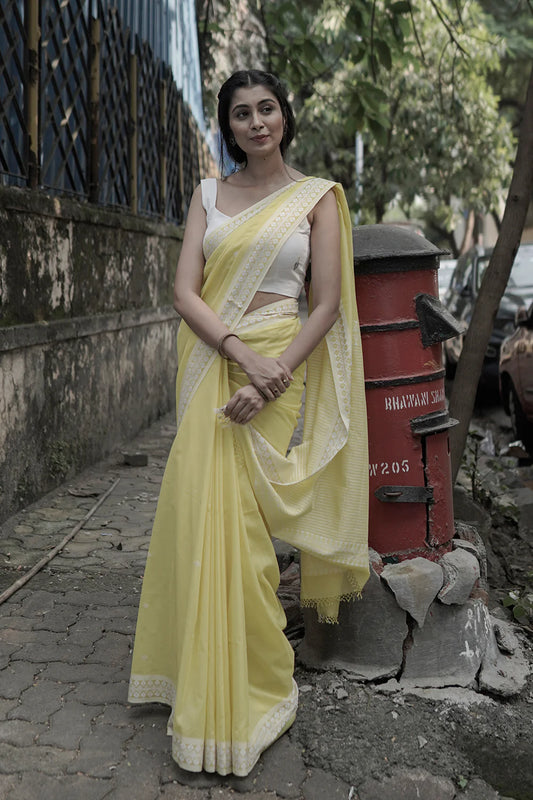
[374,485,434,503]
[360,320,419,334]
[411,409,459,436]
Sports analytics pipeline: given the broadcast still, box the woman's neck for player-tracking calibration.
[237,153,293,188]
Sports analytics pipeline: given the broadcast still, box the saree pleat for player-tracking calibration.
[129,308,304,776]
[129,178,369,775]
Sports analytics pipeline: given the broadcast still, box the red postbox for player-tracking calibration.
[354,225,462,562]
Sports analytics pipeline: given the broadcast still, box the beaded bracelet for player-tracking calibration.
[217,332,240,359]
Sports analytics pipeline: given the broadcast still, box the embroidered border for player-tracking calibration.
[172,680,298,776]
[128,674,298,777]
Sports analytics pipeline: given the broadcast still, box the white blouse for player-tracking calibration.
[201,178,310,299]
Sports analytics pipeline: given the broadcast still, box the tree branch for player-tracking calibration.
[449,64,533,481]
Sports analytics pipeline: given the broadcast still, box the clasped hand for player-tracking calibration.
[223,356,293,425]
[242,354,293,402]
[223,384,266,425]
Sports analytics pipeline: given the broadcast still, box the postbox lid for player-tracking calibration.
[353,224,448,266]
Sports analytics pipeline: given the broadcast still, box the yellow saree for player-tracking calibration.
[128,177,369,776]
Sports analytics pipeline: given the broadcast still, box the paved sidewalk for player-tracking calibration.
[0,413,342,800]
[1,412,531,800]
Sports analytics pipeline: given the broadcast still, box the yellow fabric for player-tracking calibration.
[128,177,368,776]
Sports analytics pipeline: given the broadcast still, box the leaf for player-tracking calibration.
[303,40,326,72]
[391,0,412,13]
[368,116,389,147]
[375,38,392,71]
[346,5,364,31]
[290,7,308,35]
[359,87,386,114]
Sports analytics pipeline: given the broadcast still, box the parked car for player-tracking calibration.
[499,301,533,454]
[438,258,457,302]
[443,244,533,381]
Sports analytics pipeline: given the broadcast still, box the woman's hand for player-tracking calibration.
[239,352,293,401]
[224,384,267,425]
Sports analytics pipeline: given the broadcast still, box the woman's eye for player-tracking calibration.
[261,106,273,113]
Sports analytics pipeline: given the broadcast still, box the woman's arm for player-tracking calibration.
[278,189,342,371]
[173,185,230,344]
[224,189,342,426]
[173,185,292,400]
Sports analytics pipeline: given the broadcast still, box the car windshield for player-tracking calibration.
[477,246,533,291]
[438,262,456,298]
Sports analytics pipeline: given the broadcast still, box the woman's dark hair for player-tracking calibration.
[217,70,296,168]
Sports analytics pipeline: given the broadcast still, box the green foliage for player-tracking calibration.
[502,580,533,624]
[478,0,533,129]
[198,0,520,235]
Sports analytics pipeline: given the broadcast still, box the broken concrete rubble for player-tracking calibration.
[298,564,408,680]
[477,616,529,697]
[452,534,488,588]
[401,599,490,688]
[300,497,527,697]
[438,548,481,605]
[381,557,444,627]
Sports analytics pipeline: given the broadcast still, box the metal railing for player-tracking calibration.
[0,0,214,223]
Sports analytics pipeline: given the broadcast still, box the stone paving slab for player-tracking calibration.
[0,412,531,800]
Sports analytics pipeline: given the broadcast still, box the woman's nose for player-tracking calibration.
[250,112,264,129]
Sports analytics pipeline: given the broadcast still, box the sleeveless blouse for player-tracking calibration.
[201,178,310,298]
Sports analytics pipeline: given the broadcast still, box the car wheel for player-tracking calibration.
[507,381,533,455]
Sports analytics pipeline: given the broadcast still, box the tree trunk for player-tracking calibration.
[458,209,475,254]
[449,64,533,482]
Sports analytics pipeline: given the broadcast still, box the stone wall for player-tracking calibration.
[0,186,183,524]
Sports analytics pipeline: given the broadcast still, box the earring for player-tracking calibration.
[229,136,236,146]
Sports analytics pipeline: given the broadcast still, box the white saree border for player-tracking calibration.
[170,680,298,776]
[176,177,335,428]
[129,673,298,777]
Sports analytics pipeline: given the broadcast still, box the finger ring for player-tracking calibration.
[283,378,289,386]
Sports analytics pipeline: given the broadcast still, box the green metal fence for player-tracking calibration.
[0,0,214,222]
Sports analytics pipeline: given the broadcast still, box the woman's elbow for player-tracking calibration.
[323,297,341,328]
[327,303,340,330]
[173,289,189,318]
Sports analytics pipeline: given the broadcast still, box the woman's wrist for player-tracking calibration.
[217,332,240,359]
[220,333,254,368]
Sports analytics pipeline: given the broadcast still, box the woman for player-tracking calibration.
[128,70,369,777]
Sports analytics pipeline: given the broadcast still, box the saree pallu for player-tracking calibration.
[128,177,369,776]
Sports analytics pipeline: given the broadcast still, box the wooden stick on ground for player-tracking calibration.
[0,478,120,606]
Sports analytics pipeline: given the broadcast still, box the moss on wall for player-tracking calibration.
[0,185,184,326]
[0,186,184,524]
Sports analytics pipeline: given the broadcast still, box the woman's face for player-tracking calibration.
[228,85,285,159]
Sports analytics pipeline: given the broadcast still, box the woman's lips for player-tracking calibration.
[251,135,269,142]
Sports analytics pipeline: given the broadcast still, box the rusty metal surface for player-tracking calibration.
[415,292,463,347]
[353,224,447,264]
[356,225,456,559]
